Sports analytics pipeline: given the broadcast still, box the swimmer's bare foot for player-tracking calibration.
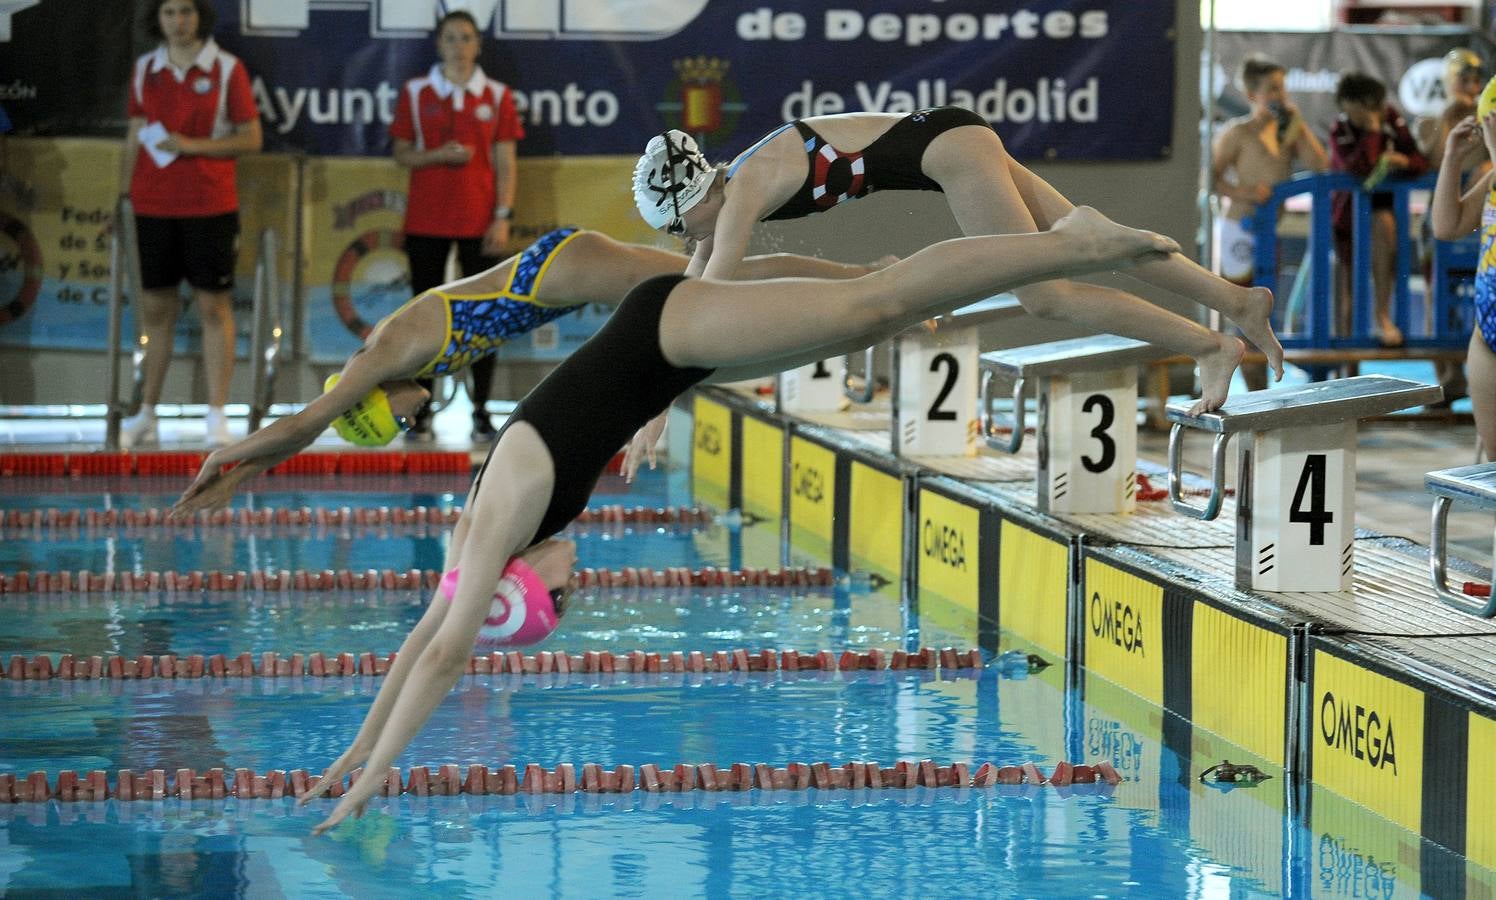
[1053,206,1180,270]
[1188,335,1245,416]
[1226,285,1285,382]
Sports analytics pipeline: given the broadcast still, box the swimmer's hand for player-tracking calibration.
[621,410,669,483]
[170,447,278,520]
[297,740,373,812]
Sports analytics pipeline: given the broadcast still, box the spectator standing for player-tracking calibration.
[118,0,261,447]
[390,9,524,442]
[1417,48,1487,405]
[1430,107,1496,458]
[1212,55,1328,388]
[1330,72,1428,346]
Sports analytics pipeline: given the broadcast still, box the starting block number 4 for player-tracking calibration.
[898,328,979,456]
[780,358,847,413]
[1039,369,1138,514]
[1237,422,1355,592]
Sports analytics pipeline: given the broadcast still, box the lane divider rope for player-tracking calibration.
[0,450,472,478]
[0,758,1122,803]
[0,565,836,595]
[2,504,714,536]
[2,646,979,682]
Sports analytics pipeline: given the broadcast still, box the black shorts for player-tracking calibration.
[135,212,240,292]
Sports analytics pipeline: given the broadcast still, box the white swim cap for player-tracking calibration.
[633,130,714,230]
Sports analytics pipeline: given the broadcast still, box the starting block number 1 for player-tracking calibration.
[1038,369,1138,513]
[1237,421,1355,592]
[780,358,847,413]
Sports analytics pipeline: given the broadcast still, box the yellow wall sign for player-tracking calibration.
[848,462,903,584]
[1191,604,1287,765]
[998,521,1068,657]
[1082,560,1164,706]
[1468,712,1496,871]
[1310,650,1425,834]
[916,488,980,614]
[691,396,732,510]
[1310,784,1420,898]
[788,436,836,554]
[740,416,783,521]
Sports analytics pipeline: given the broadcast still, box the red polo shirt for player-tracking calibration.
[391,65,525,238]
[127,40,258,218]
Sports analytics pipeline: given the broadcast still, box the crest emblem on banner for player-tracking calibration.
[657,56,744,145]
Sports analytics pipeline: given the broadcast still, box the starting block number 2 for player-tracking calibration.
[899,330,979,456]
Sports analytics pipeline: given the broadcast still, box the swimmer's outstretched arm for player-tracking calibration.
[311,431,556,835]
[170,334,428,518]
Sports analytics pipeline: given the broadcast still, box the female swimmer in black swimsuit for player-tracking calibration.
[288,205,1177,835]
[630,109,1285,440]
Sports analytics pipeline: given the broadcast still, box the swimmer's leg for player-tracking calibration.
[992,148,1283,380]
[913,127,1242,412]
[671,209,1237,412]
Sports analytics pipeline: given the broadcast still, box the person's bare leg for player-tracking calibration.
[196,288,236,407]
[669,209,1239,413]
[1468,326,1496,458]
[1371,212,1402,347]
[919,130,1242,412]
[995,148,1284,381]
[137,287,182,406]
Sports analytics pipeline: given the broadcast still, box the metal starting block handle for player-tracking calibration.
[979,370,1027,453]
[842,346,877,404]
[1166,375,1442,521]
[1426,464,1496,617]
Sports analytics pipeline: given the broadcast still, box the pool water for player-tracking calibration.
[0,465,1468,898]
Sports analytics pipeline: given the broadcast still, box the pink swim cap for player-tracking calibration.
[439,558,560,649]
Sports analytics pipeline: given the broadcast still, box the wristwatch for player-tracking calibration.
[493,206,513,220]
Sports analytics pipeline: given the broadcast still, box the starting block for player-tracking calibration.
[1167,375,1441,593]
[891,295,1024,456]
[979,335,1173,513]
[778,357,847,413]
[1426,463,1496,616]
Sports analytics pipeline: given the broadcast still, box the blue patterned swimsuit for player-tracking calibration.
[1478,188,1496,351]
[409,227,585,377]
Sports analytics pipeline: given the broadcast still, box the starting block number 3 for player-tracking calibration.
[1039,369,1138,514]
[1237,422,1355,592]
[898,329,979,456]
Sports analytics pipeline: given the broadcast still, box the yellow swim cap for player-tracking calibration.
[323,374,401,447]
[1480,75,1496,120]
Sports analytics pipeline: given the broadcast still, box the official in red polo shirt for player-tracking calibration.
[391,9,524,442]
[117,0,261,448]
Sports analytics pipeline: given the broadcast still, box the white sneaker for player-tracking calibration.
[120,408,158,449]
[205,408,233,447]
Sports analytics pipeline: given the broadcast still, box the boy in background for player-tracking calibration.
[1330,72,1428,346]
[1213,56,1328,388]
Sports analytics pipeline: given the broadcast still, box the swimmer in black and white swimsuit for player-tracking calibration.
[303,206,1180,835]
[629,107,1288,456]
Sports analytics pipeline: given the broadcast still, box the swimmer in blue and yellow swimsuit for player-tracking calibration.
[635,108,1285,418]
[172,228,888,514]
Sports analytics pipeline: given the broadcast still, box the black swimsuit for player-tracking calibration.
[473,274,713,546]
[731,106,989,221]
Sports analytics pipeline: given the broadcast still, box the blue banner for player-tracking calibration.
[212,0,1175,161]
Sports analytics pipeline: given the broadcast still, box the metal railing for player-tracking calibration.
[104,197,147,451]
[248,228,285,432]
[1245,171,1472,350]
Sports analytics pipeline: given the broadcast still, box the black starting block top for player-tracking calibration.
[980,334,1173,380]
[1166,375,1442,434]
[1427,463,1496,512]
